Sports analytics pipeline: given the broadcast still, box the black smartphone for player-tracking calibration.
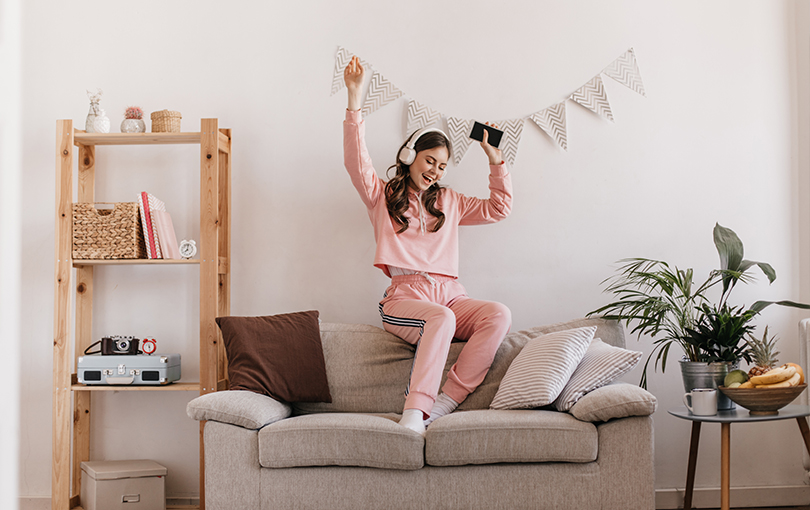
[469,121,504,148]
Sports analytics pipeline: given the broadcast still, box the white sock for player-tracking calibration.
[399,409,426,435]
[424,393,459,426]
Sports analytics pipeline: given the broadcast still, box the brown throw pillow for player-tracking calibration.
[216,310,332,403]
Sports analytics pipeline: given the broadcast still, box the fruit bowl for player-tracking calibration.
[718,384,807,415]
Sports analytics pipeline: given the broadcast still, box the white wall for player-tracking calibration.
[2,0,22,507]
[19,0,810,505]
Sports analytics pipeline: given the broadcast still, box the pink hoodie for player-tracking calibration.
[343,110,512,278]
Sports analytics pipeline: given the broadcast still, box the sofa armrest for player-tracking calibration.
[569,382,656,423]
[187,390,292,430]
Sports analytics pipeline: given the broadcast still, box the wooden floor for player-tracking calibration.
[672,507,810,510]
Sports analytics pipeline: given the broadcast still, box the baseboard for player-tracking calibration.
[19,496,201,509]
[656,485,810,508]
[18,497,49,510]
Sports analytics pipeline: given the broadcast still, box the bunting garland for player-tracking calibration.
[530,102,568,152]
[333,46,645,164]
[603,48,646,97]
[363,71,402,117]
[569,76,614,122]
[407,100,443,135]
[362,70,404,117]
[447,117,474,165]
[496,119,525,167]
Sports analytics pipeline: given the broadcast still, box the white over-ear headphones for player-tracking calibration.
[398,127,449,166]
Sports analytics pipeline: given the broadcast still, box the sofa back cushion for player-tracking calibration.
[293,323,412,414]
[293,318,625,415]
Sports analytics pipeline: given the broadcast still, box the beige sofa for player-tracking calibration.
[188,318,656,510]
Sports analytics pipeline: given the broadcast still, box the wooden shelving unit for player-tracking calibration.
[52,119,231,510]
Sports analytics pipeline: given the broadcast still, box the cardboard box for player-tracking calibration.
[80,460,166,510]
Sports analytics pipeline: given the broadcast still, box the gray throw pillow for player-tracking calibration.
[569,382,657,422]
[554,338,642,411]
[187,390,292,429]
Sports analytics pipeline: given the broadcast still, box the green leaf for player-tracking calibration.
[750,300,810,314]
[753,261,776,284]
[714,223,744,272]
[714,223,745,296]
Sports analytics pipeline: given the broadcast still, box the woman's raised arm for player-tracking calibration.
[345,55,365,111]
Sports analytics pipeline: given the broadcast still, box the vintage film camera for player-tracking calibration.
[84,335,151,356]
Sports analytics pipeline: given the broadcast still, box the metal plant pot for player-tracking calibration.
[680,359,739,410]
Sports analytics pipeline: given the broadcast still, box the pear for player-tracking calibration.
[724,369,748,387]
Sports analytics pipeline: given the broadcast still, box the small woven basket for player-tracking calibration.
[73,202,146,259]
[150,110,182,133]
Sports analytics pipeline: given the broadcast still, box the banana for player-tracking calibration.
[738,381,755,389]
[749,365,796,386]
[756,372,801,388]
[788,372,802,386]
[786,363,805,385]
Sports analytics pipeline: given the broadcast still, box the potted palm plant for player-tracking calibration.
[589,224,809,408]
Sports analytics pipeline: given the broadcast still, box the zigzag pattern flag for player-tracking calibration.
[330,46,370,96]
[530,102,568,151]
[569,75,614,122]
[362,70,404,117]
[603,48,646,97]
[495,119,525,167]
[333,45,646,161]
[446,117,474,166]
[406,100,443,136]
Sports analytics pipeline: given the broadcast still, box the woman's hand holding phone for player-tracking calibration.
[480,123,504,165]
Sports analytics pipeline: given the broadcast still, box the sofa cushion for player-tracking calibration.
[216,310,331,403]
[457,317,626,411]
[425,410,598,467]
[554,338,643,411]
[292,319,626,415]
[187,390,291,429]
[293,323,413,415]
[258,413,424,470]
[570,382,657,422]
[490,327,595,410]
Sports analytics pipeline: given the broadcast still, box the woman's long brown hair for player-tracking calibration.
[385,131,452,234]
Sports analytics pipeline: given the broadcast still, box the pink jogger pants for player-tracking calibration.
[379,274,512,417]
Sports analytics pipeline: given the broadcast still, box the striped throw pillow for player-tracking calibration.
[553,338,642,412]
[490,327,595,410]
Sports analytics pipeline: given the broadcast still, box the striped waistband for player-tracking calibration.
[390,273,457,285]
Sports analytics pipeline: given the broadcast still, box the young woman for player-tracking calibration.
[343,56,512,434]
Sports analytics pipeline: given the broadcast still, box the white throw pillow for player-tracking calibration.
[553,338,642,412]
[490,327,595,410]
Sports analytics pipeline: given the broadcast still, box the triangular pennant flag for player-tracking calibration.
[406,100,443,136]
[530,102,568,151]
[494,119,525,167]
[603,48,646,97]
[331,46,370,96]
[361,70,404,117]
[569,75,614,122]
[446,117,474,166]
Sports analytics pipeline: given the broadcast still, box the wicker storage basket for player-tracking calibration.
[150,110,182,133]
[73,202,146,259]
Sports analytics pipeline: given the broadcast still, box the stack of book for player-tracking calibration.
[137,192,180,259]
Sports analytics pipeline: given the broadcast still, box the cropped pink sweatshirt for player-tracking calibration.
[343,110,512,278]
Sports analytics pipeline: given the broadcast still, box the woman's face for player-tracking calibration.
[408,146,449,191]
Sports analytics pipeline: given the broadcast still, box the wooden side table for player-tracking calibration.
[668,405,810,510]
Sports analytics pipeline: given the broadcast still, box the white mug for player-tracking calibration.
[683,388,717,416]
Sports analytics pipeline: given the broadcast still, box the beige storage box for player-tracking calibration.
[80,459,167,510]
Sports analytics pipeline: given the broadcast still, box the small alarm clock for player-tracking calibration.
[142,338,157,355]
[179,239,197,259]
